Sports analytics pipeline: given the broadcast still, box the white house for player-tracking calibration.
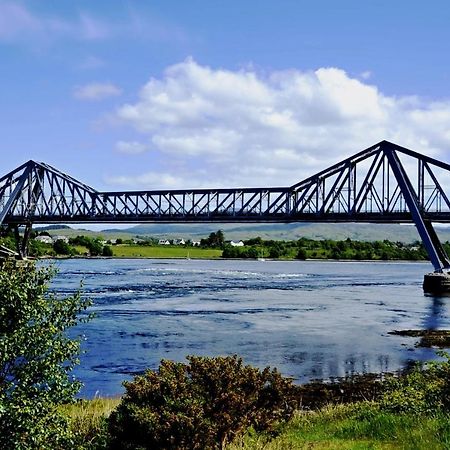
[230,240,244,247]
[173,239,185,245]
[158,239,171,245]
[192,240,201,247]
[36,235,53,245]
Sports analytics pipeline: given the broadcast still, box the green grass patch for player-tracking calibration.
[228,403,450,449]
[73,245,89,254]
[111,245,222,259]
[62,397,120,449]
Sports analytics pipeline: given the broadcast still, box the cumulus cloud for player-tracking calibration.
[74,82,122,101]
[115,141,149,155]
[112,58,450,189]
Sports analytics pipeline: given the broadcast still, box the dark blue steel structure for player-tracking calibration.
[1,140,450,273]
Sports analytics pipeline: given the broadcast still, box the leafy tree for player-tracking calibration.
[246,247,259,259]
[0,261,91,449]
[87,239,103,256]
[102,245,113,257]
[53,239,75,256]
[296,248,307,260]
[201,230,225,248]
[28,239,51,257]
[222,244,238,258]
[269,246,282,259]
[244,237,263,246]
[70,236,104,256]
[69,235,91,247]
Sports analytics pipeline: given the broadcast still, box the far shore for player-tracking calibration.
[37,254,430,264]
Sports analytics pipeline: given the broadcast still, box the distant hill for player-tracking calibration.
[40,222,450,243]
[35,225,71,231]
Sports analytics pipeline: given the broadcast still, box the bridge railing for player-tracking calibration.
[91,188,292,221]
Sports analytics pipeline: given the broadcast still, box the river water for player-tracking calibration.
[48,258,450,398]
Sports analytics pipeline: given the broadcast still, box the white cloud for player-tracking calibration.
[112,58,450,189]
[74,82,122,101]
[78,13,110,40]
[115,141,149,155]
[106,172,184,190]
[0,1,56,40]
[0,1,111,43]
[0,1,187,45]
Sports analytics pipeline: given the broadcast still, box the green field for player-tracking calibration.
[227,404,450,449]
[110,245,222,259]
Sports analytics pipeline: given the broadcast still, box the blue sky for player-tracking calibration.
[1,0,450,192]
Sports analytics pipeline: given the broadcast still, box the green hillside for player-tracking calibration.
[41,222,450,244]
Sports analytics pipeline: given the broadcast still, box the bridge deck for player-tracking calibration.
[1,140,450,270]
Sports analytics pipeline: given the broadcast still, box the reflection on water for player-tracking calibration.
[422,296,447,330]
[47,259,450,398]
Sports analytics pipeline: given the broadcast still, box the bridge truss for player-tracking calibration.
[1,140,450,271]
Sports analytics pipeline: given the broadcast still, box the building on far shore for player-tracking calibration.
[35,235,53,245]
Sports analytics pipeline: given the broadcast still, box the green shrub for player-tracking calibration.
[381,353,450,414]
[102,245,113,257]
[53,239,77,256]
[0,260,91,449]
[109,355,296,450]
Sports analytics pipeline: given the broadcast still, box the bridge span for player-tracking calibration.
[1,140,450,290]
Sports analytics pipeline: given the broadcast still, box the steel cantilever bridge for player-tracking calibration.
[1,140,450,278]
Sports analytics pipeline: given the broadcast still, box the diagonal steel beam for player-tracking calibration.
[0,166,31,227]
[385,145,450,271]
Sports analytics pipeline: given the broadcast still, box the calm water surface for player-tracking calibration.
[48,259,450,398]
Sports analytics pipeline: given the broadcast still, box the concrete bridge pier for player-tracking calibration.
[423,272,450,294]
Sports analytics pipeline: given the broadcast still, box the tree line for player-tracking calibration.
[222,236,431,261]
[0,227,439,261]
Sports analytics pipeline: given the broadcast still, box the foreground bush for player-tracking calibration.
[381,351,450,414]
[0,260,91,449]
[109,355,296,449]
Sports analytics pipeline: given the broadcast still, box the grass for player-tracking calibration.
[62,397,120,448]
[73,245,89,254]
[228,403,450,449]
[63,399,450,449]
[110,244,222,259]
